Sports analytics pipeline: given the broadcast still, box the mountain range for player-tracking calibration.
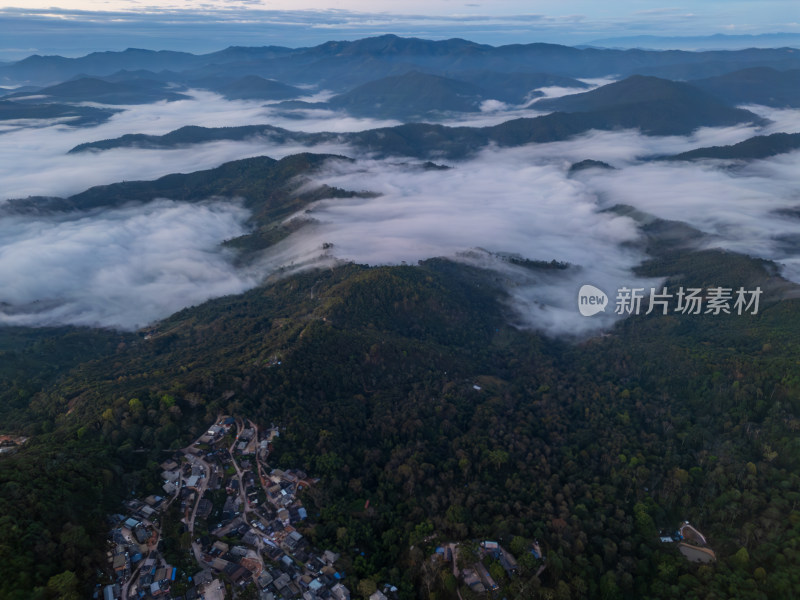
[4,35,800,88]
[68,75,765,156]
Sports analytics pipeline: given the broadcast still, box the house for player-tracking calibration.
[196,499,213,520]
[285,531,304,552]
[103,583,120,600]
[462,569,485,593]
[498,546,518,574]
[133,525,150,544]
[230,566,252,585]
[211,558,230,572]
[112,554,127,572]
[531,540,543,559]
[323,550,339,565]
[274,573,291,591]
[331,584,350,600]
[258,571,274,588]
[160,459,179,471]
[369,591,387,600]
[475,563,498,591]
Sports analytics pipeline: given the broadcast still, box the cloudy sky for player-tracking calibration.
[0,1,797,59]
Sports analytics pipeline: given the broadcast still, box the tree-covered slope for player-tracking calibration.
[326,71,488,118]
[0,99,117,125]
[2,76,189,104]
[667,132,800,161]
[534,75,762,134]
[690,67,800,108]
[2,237,800,598]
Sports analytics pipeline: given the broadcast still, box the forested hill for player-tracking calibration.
[69,76,764,158]
[666,132,800,161]
[2,233,800,598]
[5,153,352,217]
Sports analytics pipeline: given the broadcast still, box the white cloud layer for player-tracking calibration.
[2,94,800,336]
[0,90,392,200]
[0,199,255,328]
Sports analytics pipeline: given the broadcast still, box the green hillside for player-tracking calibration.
[690,67,800,108]
[2,157,800,599]
[667,132,800,161]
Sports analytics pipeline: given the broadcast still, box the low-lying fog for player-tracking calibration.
[2,86,800,335]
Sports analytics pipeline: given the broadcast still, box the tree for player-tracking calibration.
[733,547,750,569]
[357,579,377,599]
[46,571,80,600]
[488,449,509,470]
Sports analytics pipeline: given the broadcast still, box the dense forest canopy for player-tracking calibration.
[1,246,800,599]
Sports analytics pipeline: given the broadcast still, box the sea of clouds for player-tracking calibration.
[2,85,800,335]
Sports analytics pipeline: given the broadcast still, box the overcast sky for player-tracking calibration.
[0,1,798,59]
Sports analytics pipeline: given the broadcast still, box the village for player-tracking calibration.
[99,416,354,600]
[98,415,548,600]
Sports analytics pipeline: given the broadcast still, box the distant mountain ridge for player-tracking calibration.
[533,75,762,134]
[70,75,764,156]
[326,71,488,118]
[4,34,800,87]
[667,132,800,161]
[0,99,117,125]
[690,67,800,108]
[588,32,800,50]
[2,76,189,105]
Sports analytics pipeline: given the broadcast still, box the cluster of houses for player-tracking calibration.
[101,416,354,600]
[101,496,174,599]
[434,539,544,594]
